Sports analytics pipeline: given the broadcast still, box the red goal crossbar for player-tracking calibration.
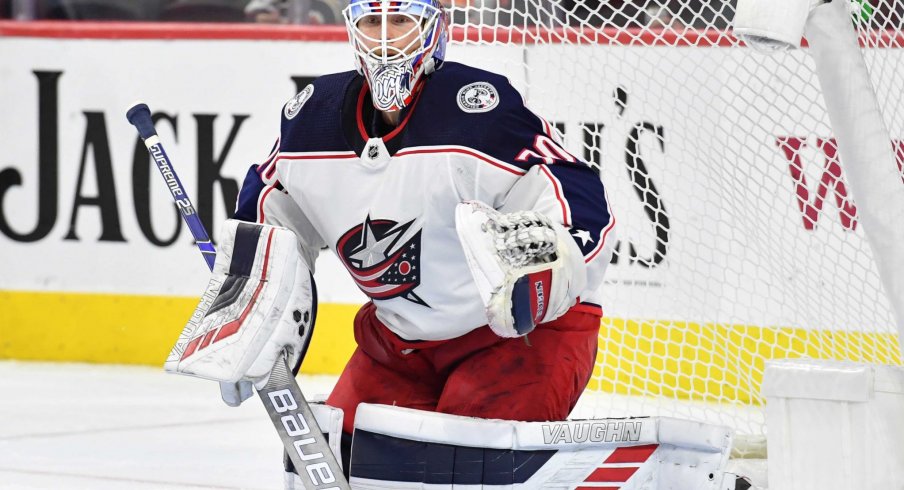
[0,19,900,47]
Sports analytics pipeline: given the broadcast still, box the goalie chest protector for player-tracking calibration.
[248,62,613,342]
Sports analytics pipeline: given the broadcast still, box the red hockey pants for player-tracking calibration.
[326,302,601,434]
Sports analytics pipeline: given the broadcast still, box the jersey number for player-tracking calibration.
[516,135,577,164]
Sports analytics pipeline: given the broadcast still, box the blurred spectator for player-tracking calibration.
[14,0,254,22]
[442,0,471,26]
[36,0,160,20]
[245,0,284,22]
[447,0,558,27]
[553,0,732,29]
[159,0,247,22]
[644,2,683,28]
[870,0,904,30]
[556,0,644,28]
[648,0,734,29]
[4,0,742,28]
[245,0,344,24]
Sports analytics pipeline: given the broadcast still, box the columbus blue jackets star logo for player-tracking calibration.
[336,216,428,306]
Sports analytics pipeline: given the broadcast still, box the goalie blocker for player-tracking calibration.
[288,403,741,490]
[166,219,350,489]
[165,219,316,398]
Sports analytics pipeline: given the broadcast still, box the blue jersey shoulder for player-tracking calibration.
[280,70,359,153]
[275,63,558,167]
[406,62,548,167]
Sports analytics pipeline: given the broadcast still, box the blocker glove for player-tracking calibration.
[164,219,316,406]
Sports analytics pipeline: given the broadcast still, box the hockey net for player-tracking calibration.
[446,0,904,455]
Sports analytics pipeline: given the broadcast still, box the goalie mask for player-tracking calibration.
[343,0,448,112]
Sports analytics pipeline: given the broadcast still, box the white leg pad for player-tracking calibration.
[348,403,733,489]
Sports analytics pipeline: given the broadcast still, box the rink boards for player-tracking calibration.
[1,23,901,401]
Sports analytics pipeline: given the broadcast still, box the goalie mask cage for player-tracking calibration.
[445,0,904,455]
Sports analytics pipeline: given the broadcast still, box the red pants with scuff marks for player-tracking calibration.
[326,302,601,434]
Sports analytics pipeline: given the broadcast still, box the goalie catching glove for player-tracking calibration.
[455,200,586,338]
[164,219,316,405]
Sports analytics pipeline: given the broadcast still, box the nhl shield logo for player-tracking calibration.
[284,84,314,120]
[457,82,499,113]
[367,143,380,160]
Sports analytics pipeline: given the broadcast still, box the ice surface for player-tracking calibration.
[0,361,338,489]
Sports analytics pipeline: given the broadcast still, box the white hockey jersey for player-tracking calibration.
[234,62,615,341]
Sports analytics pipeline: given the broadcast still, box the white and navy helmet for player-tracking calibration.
[343,0,448,112]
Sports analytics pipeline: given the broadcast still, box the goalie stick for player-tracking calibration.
[126,102,349,490]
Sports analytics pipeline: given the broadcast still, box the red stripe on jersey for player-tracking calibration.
[265,148,357,180]
[384,85,424,142]
[256,138,280,176]
[585,214,615,263]
[258,186,277,223]
[584,466,638,483]
[257,153,278,177]
[538,165,570,226]
[265,158,277,180]
[264,145,289,179]
[542,118,552,137]
[267,152,358,180]
[394,147,526,176]
[356,84,369,141]
[604,444,658,463]
[584,186,616,263]
[277,152,358,160]
[355,82,425,143]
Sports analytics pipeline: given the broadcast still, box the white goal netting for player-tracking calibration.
[446,0,904,454]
